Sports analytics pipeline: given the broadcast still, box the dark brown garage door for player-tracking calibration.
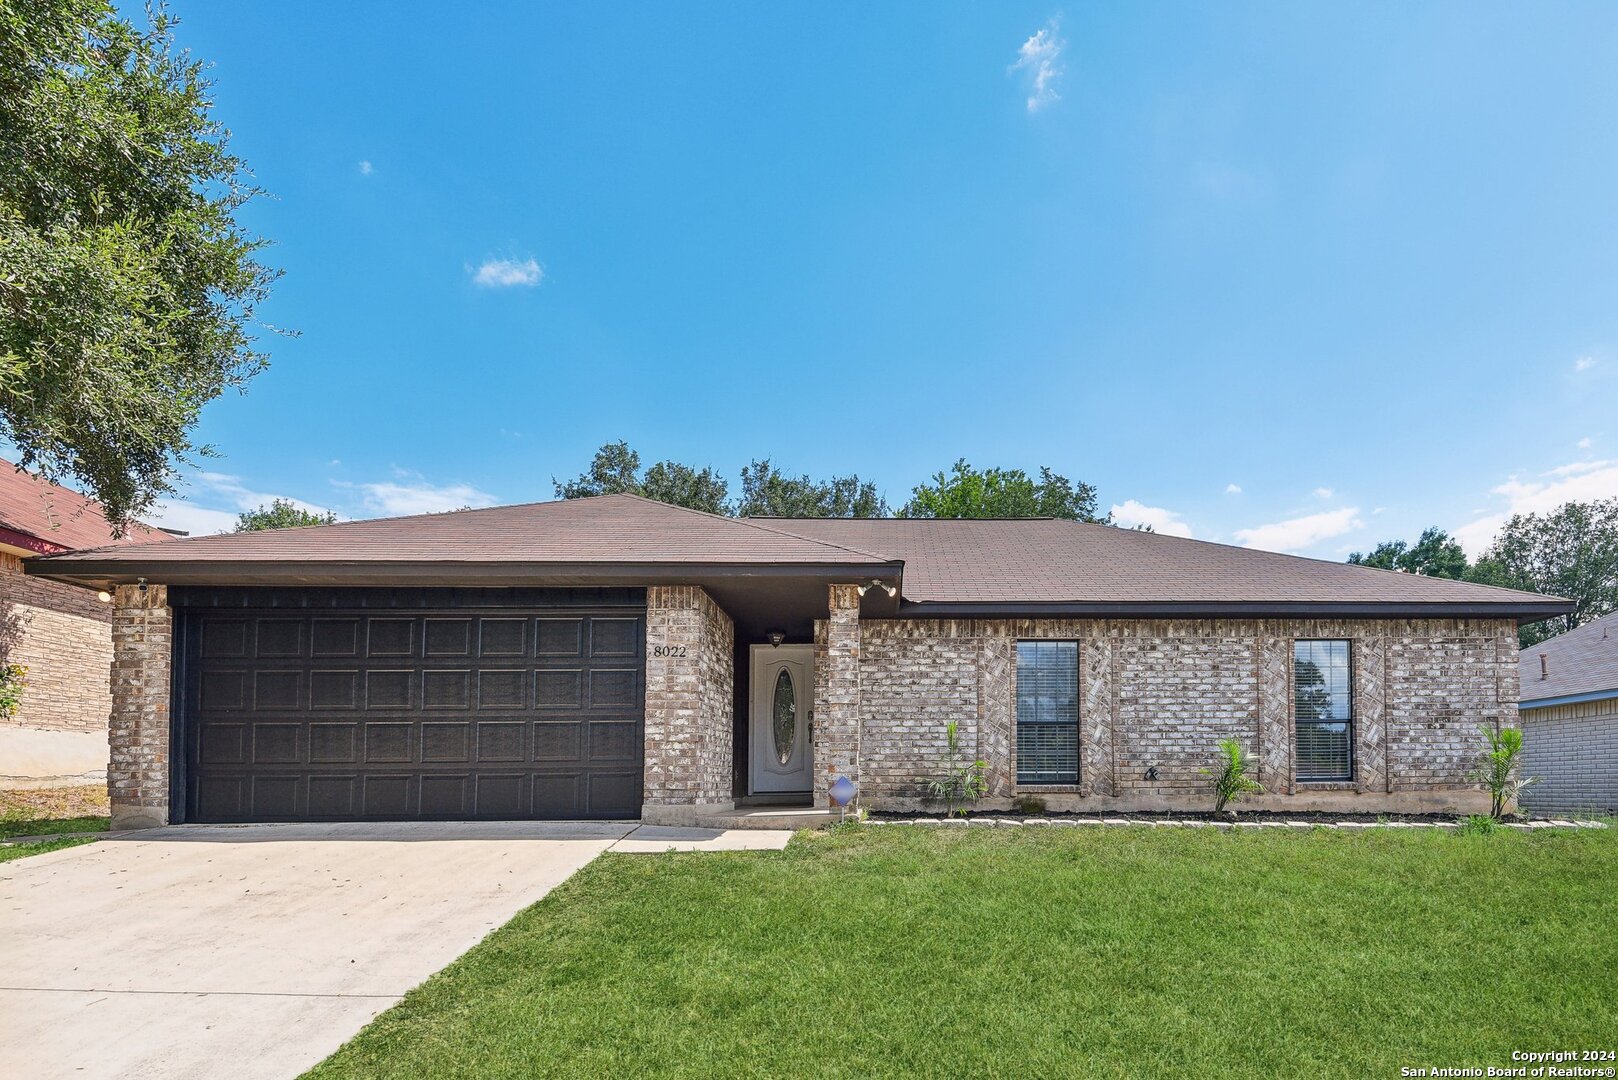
[175,589,645,822]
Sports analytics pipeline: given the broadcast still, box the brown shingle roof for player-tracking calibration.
[1519,611,1618,705]
[0,461,173,553]
[27,494,1568,617]
[754,516,1565,612]
[34,494,890,568]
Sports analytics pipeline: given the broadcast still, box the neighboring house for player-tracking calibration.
[26,495,1569,828]
[1518,612,1618,815]
[0,463,174,788]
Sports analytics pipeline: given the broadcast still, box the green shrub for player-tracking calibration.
[1203,738,1263,817]
[1467,725,1538,821]
[0,663,26,719]
[922,720,988,817]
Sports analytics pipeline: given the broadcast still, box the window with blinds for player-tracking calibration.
[1016,640,1079,784]
[1293,639,1353,781]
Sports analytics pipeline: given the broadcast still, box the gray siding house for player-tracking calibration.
[1519,612,1618,815]
[27,495,1569,829]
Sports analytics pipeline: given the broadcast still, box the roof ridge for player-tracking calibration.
[616,494,899,562]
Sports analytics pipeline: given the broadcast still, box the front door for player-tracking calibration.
[749,644,814,794]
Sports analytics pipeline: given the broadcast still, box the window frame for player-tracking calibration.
[1292,638,1355,783]
[1014,639,1081,787]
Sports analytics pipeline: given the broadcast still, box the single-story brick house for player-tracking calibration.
[0,463,173,788]
[1519,611,1618,815]
[26,494,1569,828]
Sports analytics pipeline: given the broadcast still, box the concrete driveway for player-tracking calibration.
[0,821,672,1080]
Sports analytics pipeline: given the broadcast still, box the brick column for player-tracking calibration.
[109,584,171,830]
[1256,637,1294,795]
[812,584,862,807]
[642,586,735,812]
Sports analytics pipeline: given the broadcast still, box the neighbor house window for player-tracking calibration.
[1294,639,1353,781]
[1016,640,1079,784]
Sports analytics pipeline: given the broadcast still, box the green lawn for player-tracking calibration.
[307,824,1617,1079]
[0,835,95,862]
[0,814,109,840]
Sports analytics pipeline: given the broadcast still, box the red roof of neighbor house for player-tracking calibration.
[24,494,1570,618]
[0,461,174,554]
[1519,611,1618,705]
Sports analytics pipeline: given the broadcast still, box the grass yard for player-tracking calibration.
[0,784,110,840]
[0,835,96,863]
[307,824,1617,1079]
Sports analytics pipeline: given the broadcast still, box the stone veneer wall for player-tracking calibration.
[854,617,1518,813]
[0,553,114,735]
[108,583,172,829]
[643,586,735,807]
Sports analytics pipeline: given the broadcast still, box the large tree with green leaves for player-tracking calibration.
[735,459,885,518]
[899,459,1108,522]
[554,441,730,515]
[234,498,336,532]
[1348,526,1468,579]
[1468,499,1618,647]
[0,1,281,528]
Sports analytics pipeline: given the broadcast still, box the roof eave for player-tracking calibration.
[1519,687,1618,710]
[893,599,1575,622]
[22,558,905,590]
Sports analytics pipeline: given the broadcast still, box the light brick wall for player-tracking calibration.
[855,617,1516,813]
[0,553,114,735]
[1520,699,1618,814]
[643,586,734,807]
[811,584,863,806]
[109,584,172,829]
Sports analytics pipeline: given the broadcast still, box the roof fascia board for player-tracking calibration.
[894,599,1575,621]
[1518,688,1618,710]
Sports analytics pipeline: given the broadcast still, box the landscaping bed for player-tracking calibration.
[306,822,1618,1079]
[872,808,1533,824]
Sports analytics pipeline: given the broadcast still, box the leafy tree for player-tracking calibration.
[554,441,729,515]
[639,461,730,516]
[899,459,1108,522]
[735,459,886,518]
[1470,499,1618,647]
[0,1,281,529]
[1348,526,1468,579]
[234,498,337,532]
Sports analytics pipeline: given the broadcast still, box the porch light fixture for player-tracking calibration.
[136,577,147,597]
[97,590,112,603]
[768,632,785,648]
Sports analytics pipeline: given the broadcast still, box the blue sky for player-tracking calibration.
[123,2,1618,556]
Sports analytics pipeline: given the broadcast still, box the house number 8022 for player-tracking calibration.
[652,645,688,658]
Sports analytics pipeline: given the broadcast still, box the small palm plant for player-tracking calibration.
[922,720,988,817]
[1204,738,1264,817]
[1468,724,1537,821]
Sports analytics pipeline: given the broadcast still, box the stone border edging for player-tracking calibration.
[866,817,1608,831]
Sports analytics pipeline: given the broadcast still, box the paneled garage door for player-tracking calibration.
[175,590,645,822]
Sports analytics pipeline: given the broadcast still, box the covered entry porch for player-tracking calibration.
[639,577,893,825]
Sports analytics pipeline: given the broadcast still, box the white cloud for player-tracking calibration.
[1578,437,1594,450]
[472,257,543,288]
[1312,487,1334,499]
[1453,458,1618,555]
[1224,483,1242,495]
[1110,500,1194,538]
[1234,508,1363,554]
[356,479,499,516]
[147,471,335,537]
[1011,21,1064,112]
[358,160,373,176]
[1575,356,1597,372]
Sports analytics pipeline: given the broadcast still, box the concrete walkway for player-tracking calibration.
[0,821,791,1080]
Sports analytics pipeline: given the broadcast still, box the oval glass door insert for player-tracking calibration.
[771,668,797,765]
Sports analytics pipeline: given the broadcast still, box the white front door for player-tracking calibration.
[749,644,814,794]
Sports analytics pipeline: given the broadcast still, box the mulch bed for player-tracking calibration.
[873,808,1525,824]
